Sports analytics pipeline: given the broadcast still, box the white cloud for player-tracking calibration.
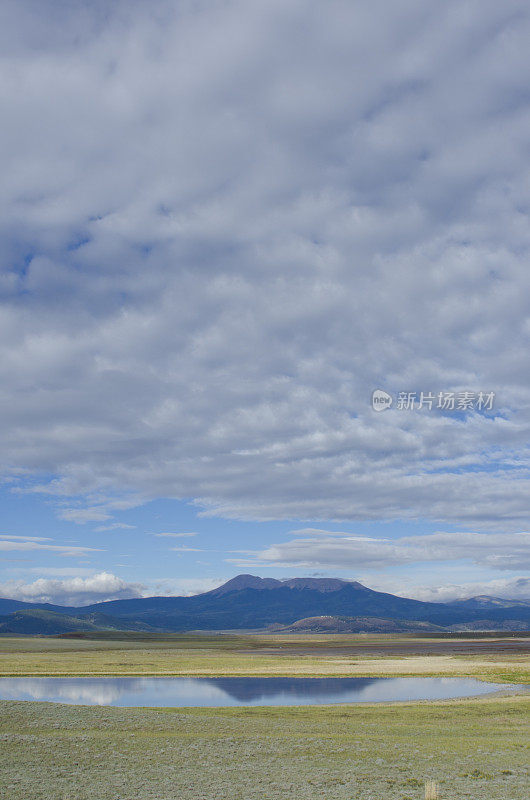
[150,577,227,597]
[0,0,530,538]
[95,523,136,531]
[367,575,530,603]
[25,567,96,577]
[0,571,144,606]
[58,508,112,524]
[0,538,100,557]
[150,532,198,538]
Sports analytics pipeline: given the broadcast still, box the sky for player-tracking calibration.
[1,0,530,607]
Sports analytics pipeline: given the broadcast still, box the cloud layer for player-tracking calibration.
[0,571,144,606]
[1,1,530,531]
[0,536,99,558]
[239,529,530,571]
[374,575,530,603]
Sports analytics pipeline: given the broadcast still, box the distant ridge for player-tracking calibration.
[0,608,159,636]
[0,574,528,634]
[448,595,530,610]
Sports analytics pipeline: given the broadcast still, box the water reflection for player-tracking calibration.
[0,676,513,707]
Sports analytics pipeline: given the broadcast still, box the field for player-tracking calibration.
[0,632,528,683]
[0,633,528,800]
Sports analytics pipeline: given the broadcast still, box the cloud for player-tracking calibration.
[170,546,204,553]
[58,508,112,524]
[150,532,198,538]
[150,577,228,597]
[368,575,530,603]
[0,571,145,606]
[25,567,96,576]
[1,0,530,533]
[0,538,100,557]
[235,529,530,571]
[95,523,136,531]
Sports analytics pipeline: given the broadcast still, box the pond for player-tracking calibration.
[0,676,515,707]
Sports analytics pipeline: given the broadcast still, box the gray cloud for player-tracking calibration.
[235,530,530,571]
[1,1,530,530]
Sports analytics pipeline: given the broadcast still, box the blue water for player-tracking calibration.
[0,676,514,707]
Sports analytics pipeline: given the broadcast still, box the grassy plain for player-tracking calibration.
[0,634,528,800]
[0,633,528,683]
[0,694,528,800]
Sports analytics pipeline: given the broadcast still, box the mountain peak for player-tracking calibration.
[204,574,367,597]
[205,574,283,596]
[282,577,365,592]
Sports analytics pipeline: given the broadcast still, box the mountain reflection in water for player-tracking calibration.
[0,676,512,707]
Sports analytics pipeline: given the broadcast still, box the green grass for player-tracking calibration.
[0,635,527,799]
[0,694,528,799]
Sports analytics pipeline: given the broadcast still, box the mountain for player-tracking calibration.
[204,575,359,596]
[282,578,363,592]
[273,615,443,633]
[445,618,530,632]
[0,609,156,636]
[449,595,530,610]
[205,574,284,596]
[0,598,69,615]
[0,575,528,634]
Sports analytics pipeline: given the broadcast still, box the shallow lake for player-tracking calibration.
[0,676,514,707]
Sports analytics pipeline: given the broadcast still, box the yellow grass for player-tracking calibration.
[0,635,528,683]
[424,778,439,798]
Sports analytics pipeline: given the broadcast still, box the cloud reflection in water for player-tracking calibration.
[0,676,512,707]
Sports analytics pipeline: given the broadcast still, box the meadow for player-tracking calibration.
[0,632,528,683]
[0,633,528,800]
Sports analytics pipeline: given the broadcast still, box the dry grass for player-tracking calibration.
[0,635,528,682]
[424,778,439,798]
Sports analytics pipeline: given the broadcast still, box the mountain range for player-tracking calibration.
[0,574,529,635]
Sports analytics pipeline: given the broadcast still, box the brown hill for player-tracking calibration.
[273,615,442,633]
